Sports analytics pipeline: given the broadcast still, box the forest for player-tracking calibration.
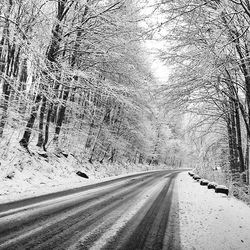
[0,0,250,202]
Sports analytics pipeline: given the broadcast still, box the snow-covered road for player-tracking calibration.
[1,170,250,250]
[0,170,180,250]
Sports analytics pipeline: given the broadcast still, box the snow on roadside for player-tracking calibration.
[0,141,167,204]
[0,127,174,205]
[176,172,250,250]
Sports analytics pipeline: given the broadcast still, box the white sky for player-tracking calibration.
[143,40,171,84]
[138,1,171,84]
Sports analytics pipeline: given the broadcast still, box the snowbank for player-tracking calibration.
[176,172,250,250]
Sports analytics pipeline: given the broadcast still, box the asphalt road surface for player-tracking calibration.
[0,170,182,250]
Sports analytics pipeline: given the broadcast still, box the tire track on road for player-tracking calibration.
[102,172,179,250]
[0,171,174,250]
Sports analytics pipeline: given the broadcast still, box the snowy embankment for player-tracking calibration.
[0,142,164,204]
[176,172,250,250]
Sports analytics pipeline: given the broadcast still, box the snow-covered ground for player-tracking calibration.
[2,147,250,250]
[0,162,161,205]
[176,172,250,250]
[0,126,168,204]
[0,140,166,204]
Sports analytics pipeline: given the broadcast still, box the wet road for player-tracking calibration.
[0,170,181,250]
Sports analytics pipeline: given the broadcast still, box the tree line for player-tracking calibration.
[0,0,170,165]
[156,0,250,184]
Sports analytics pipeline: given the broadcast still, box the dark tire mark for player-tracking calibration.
[103,172,179,250]
[0,171,170,212]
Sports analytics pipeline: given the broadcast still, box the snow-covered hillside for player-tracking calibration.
[0,138,165,204]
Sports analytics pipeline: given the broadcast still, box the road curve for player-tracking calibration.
[0,170,182,250]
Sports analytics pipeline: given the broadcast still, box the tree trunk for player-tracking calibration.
[85,120,94,149]
[53,87,70,145]
[88,123,102,163]
[100,144,110,163]
[43,102,53,151]
[19,94,42,148]
[41,0,70,148]
[0,80,11,137]
[235,101,245,173]
[139,153,143,164]
[37,95,47,147]
[0,1,16,136]
[230,101,239,173]
[245,140,249,184]
[109,148,116,163]
[0,45,15,137]
[227,115,236,173]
